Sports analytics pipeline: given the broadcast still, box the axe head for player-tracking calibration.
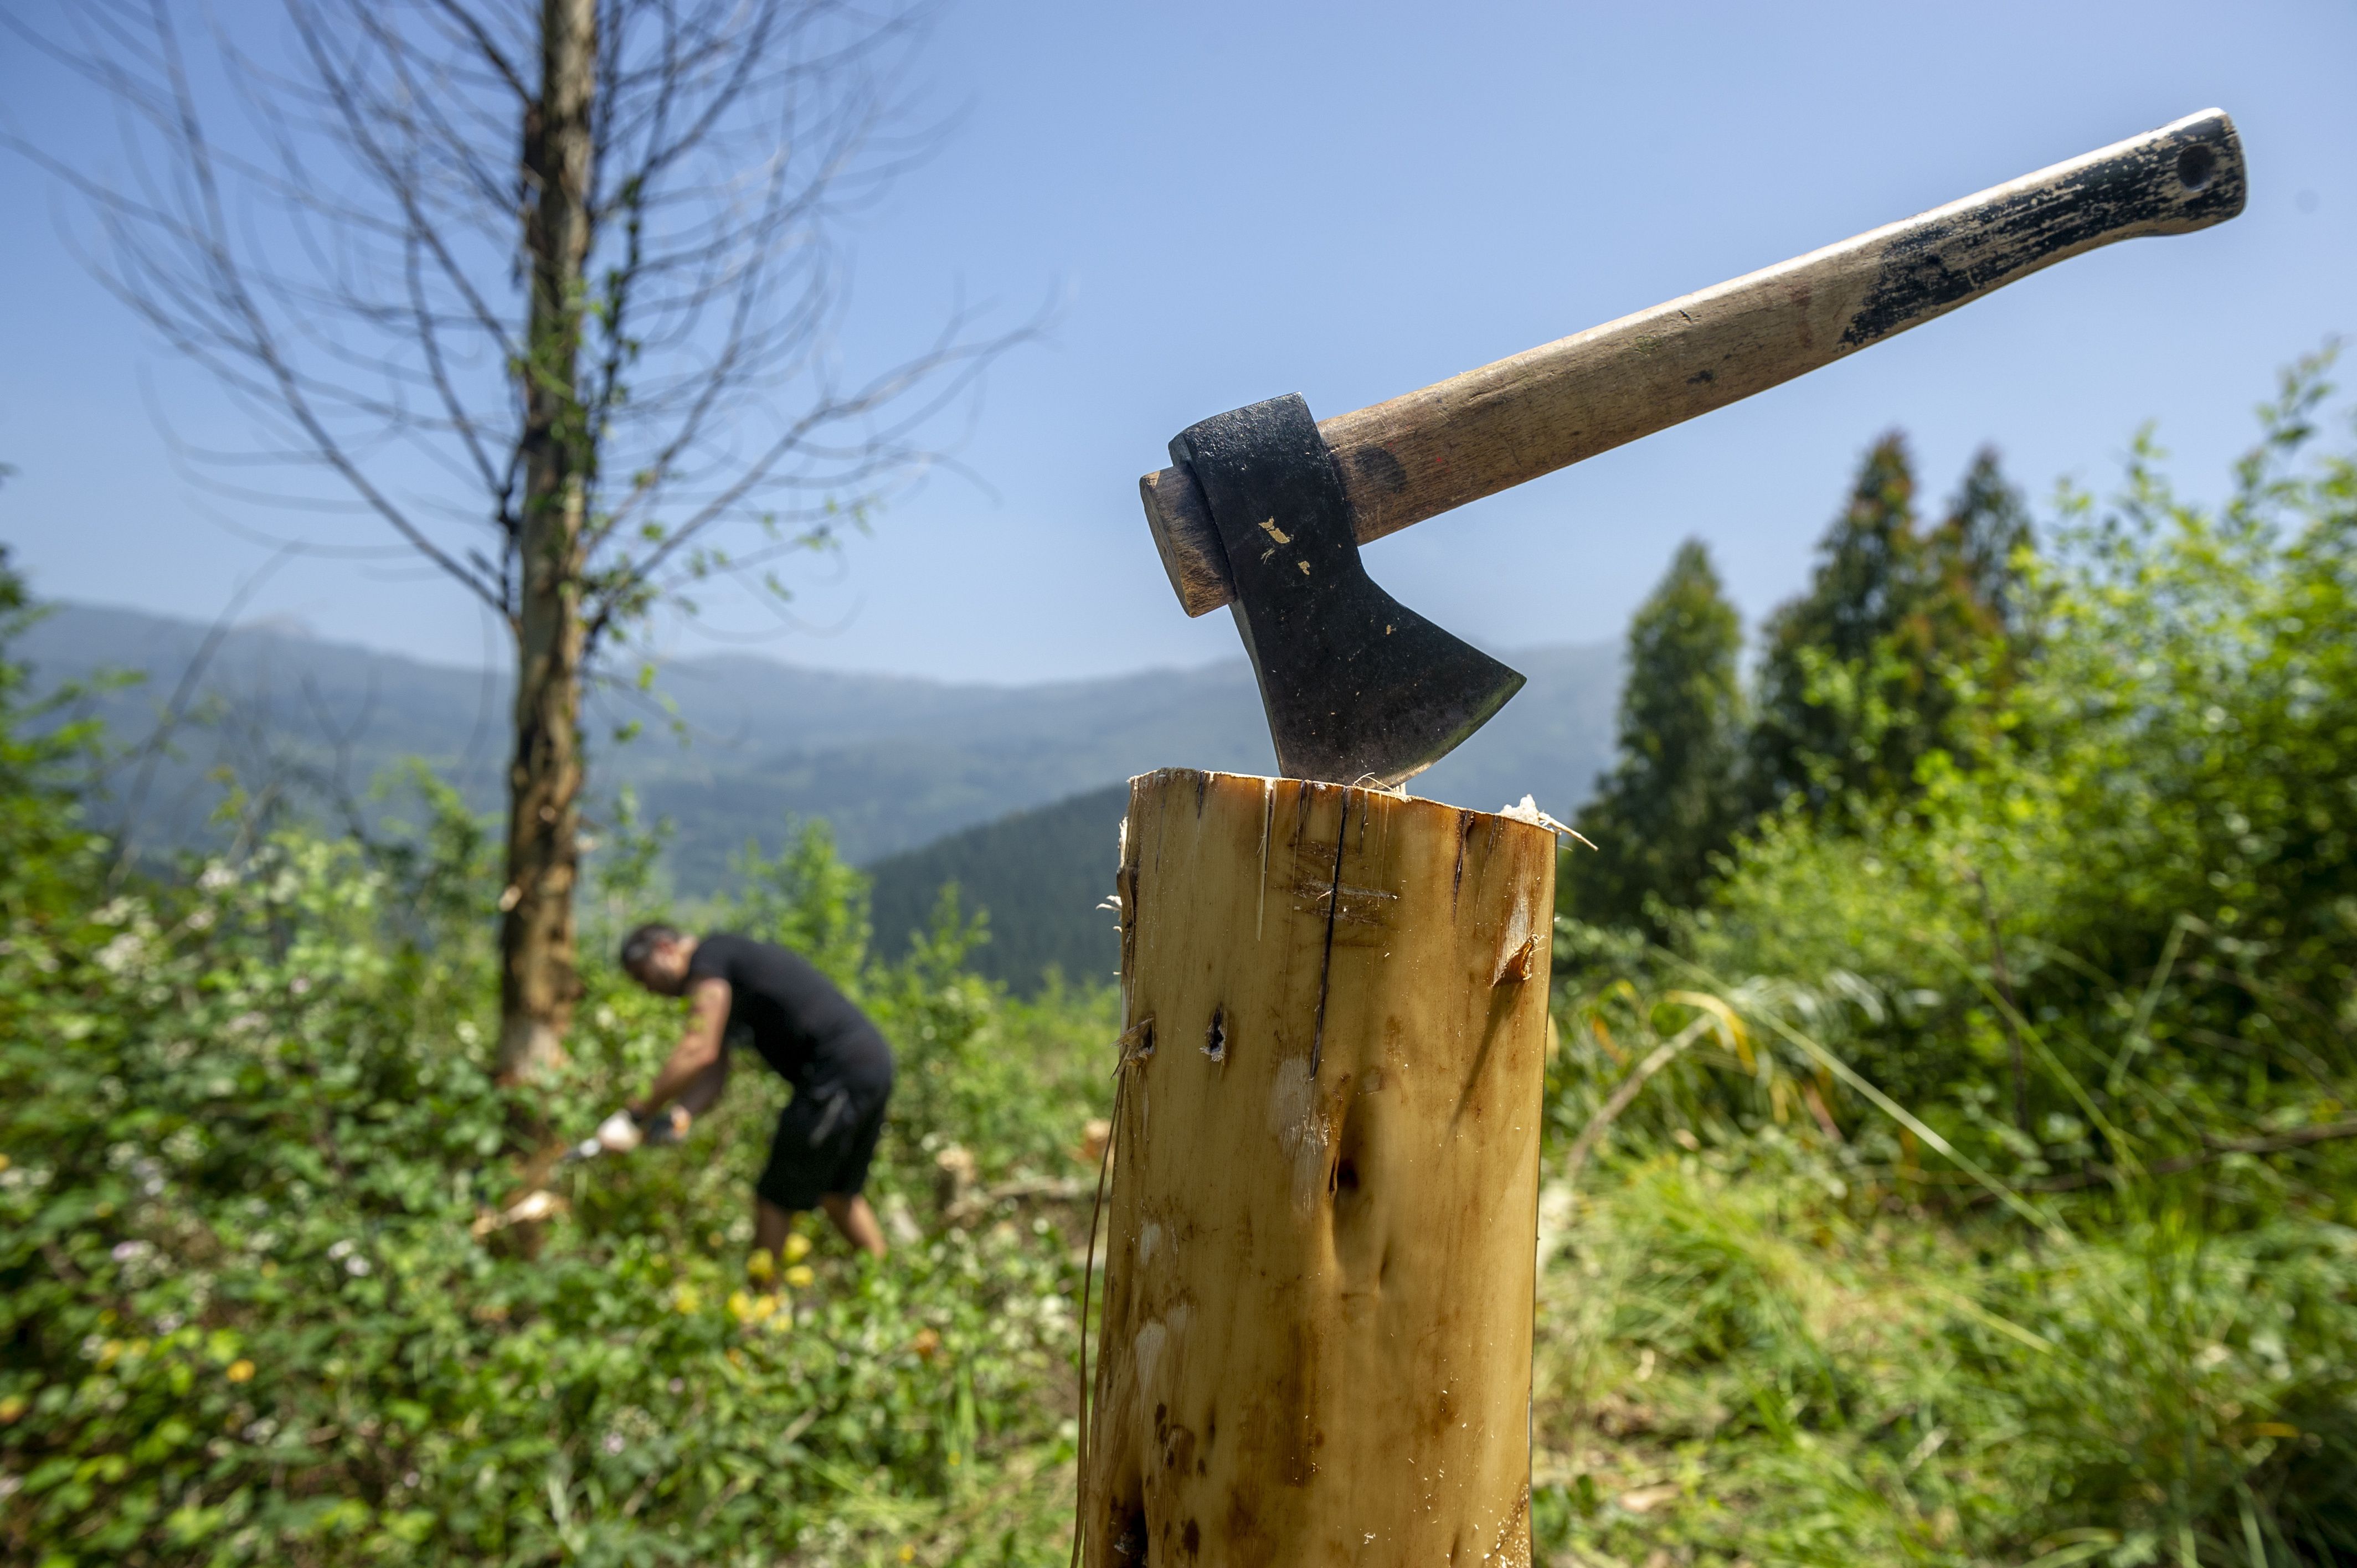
[1170,395,1524,787]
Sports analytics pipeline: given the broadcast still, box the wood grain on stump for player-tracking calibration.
[1082,769,1555,1567]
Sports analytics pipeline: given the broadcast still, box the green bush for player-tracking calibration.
[1641,355,2357,1175]
[1534,357,2357,1565]
[0,779,1110,1564]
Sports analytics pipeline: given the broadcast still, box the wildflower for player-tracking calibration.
[94,933,147,974]
[226,1359,255,1384]
[0,1395,25,1423]
[345,1256,372,1277]
[782,1233,812,1264]
[727,1291,780,1327]
[603,1432,625,1455]
[785,1265,815,1290]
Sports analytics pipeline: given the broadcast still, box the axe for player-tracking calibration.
[1144,109,2246,787]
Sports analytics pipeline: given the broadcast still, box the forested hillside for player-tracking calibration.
[867,783,1128,991]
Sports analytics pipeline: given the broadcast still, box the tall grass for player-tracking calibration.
[1528,963,2357,1567]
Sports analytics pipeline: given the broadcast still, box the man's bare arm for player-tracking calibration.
[630,977,733,1119]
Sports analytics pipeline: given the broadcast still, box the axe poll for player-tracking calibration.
[1145,109,2246,787]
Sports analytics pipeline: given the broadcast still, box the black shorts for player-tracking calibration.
[756,1079,889,1212]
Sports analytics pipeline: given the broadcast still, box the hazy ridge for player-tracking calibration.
[25,601,1617,982]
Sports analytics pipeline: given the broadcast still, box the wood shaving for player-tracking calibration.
[1499,793,1595,848]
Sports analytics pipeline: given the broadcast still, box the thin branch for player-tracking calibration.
[421,0,531,100]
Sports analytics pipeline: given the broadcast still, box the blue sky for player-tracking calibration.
[2,0,2351,684]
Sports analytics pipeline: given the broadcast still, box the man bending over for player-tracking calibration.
[604,924,894,1260]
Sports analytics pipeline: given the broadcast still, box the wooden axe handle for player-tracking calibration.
[1145,109,2245,616]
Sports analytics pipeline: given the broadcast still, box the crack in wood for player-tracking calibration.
[1308,795,1350,1081]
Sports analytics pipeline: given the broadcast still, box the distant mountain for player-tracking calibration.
[19,602,1620,935]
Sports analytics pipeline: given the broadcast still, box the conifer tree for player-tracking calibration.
[1934,447,2035,644]
[1566,540,1745,932]
[1749,433,1923,809]
[1749,435,2029,815]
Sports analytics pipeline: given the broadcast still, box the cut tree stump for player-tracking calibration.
[1082,768,1556,1567]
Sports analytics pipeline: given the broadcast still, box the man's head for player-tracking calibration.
[620,922,696,996]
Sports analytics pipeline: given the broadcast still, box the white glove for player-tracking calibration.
[595,1108,644,1153]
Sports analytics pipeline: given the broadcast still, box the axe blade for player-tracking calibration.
[1171,395,1525,787]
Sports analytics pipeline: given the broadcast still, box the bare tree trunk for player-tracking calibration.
[497,0,599,1084]
[1082,769,1555,1567]
[30,0,1028,1089]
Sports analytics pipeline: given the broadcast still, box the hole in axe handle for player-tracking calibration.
[2176,143,2216,192]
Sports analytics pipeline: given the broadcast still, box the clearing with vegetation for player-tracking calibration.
[4,362,2355,1564]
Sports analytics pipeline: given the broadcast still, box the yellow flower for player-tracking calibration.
[226,1359,255,1384]
[745,1249,776,1285]
[727,1291,780,1327]
[782,1233,812,1264]
[0,1394,25,1423]
[784,1265,815,1290]
[0,1153,12,1173]
[899,1548,915,1564]
[670,1285,702,1316]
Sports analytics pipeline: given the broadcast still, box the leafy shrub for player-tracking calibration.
[1536,358,2357,1565]
[1681,355,2357,1168]
[0,796,1109,1565]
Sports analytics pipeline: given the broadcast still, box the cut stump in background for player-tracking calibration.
[1082,768,1555,1566]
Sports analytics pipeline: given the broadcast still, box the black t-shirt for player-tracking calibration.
[685,933,893,1095]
